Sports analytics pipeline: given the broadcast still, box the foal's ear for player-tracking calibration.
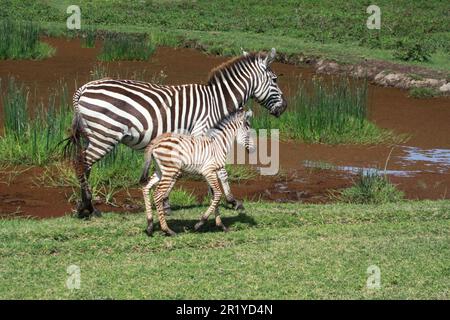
[241,47,249,56]
[245,110,253,119]
[264,48,276,66]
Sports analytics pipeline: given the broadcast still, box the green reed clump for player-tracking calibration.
[252,77,402,144]
[338,171,404,204]
[99,33,155,61]
[0,19,54,60]
[0,78,72,165]
[81,29,96,48]
[1,78,29,137]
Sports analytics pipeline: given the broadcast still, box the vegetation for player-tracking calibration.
[393,39,432,62]
[0,78,72,165]
[408,87,439,99]
[338,171,404,204]
[2,0,449,70]
[251,77,404,144]
[81,28,96,48]
[98,33,155,61]
[0,200,448,299]
[0,19,54,60]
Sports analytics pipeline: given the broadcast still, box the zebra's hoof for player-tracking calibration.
[76,204,92,219]
[92,208,102,218]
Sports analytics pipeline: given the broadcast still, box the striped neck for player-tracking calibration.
[208,111,244,153]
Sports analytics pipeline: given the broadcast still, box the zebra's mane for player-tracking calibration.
[205,110,244,139]
[206,52,267,85]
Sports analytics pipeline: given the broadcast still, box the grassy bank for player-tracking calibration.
[0,200,448,299]
[2,0,449,71]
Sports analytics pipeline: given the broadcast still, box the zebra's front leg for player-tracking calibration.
[217,167,244,211]
[195,171,225,232]
[142,172,161,236]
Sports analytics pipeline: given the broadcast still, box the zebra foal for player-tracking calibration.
[140,109,254,236]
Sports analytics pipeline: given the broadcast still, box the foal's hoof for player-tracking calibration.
[164,229,176,237]
[218,224,229,233]
[194,220,206,231]
[146,223,154,237]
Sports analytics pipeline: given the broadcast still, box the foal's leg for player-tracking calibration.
[217,167,244,210]
[194,171,224,231]
[153,173,179,236]
[142,172,161,236]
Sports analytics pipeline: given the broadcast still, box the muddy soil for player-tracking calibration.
[0,38,449,218]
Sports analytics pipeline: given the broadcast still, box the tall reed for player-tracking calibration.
[81,28,96,48]
[252,77,401,144]
[0,19,54,60]
[99,33,155,61]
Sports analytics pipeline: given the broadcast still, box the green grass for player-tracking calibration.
[408,87,440,99]
[0,200,448,299]
[0,78,72,165]
[0,19,54,60]
[81,28,96,48]
[98,33,155,61]
[3,0,449,71]
[252,77,404,144]
[338,171,405,204]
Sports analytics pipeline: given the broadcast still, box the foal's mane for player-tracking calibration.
[206,51,267,85]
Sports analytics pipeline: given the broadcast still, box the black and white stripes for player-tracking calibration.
[70,48,287,217]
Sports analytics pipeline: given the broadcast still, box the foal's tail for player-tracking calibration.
[139,144,154,184]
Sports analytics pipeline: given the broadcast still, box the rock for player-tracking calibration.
[439,83,450,93]
[316,61,340,74]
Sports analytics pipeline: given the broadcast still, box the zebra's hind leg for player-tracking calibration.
[73,146,97,219]
[217,167,244,211]
[195,171,224,232]
[142,172,161,236]
[84,166,101,217]
[75,137,118,218]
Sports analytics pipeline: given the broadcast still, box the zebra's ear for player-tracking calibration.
[264,48,276,66]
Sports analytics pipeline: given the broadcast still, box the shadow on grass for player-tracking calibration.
[147,210,257,235]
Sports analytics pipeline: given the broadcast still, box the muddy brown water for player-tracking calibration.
[0,38,449,218]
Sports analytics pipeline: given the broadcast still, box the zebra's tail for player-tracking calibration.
[62,112,85,162]
[139,145,154,184]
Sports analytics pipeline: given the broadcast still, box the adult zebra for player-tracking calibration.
[66,48,287,218]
